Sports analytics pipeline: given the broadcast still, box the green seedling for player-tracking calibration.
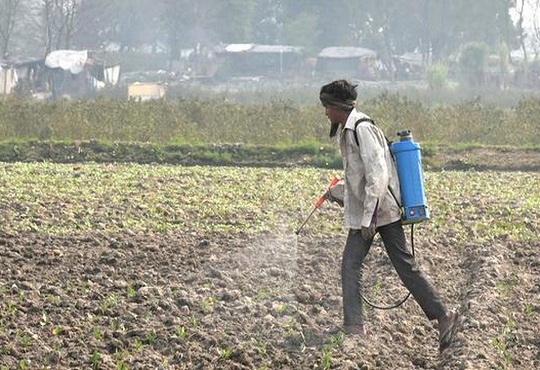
[492,319,516,369]
[524,304,535,316]
[275,303,287,315]
[321,346,333,370]
[497,279,516,298]
[218,347,233,360]
[320,332,345,370]
[126,285,136,299]
[252,338,267,355]
[145,332,157,344]
[100,294,118,314]
[200,296,215,313]
[93,326,103,340]
[132,339,143,351]
[52,326,63,336]
[177,326,188,340]
[189,315,199,328]
[90,351,102,370]
[115,350,129,370]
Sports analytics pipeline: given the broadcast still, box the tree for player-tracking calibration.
[459,41,489,87]
[253,0,283,44]
[514,0,529,62]
[282,11,318,51]
[42,0,83,53]
[161,0,219,49]
[315,0,362,47]
[73,0,163,52]
[214,0,255,43]
[0,0,24,57]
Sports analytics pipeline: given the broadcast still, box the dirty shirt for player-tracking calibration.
[337,109,402,229]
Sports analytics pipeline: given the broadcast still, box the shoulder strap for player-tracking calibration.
[353,118,393,147]
[353,118,375,146]
[353,118,402,210]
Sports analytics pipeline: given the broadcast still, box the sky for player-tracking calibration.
[510,1,537,29]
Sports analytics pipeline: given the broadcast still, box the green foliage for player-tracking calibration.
[1,92,540,148]
[0,163,537,244]
[90,350,102,370]
[493,318,517,368]
[282,12,319,53]
[425,63,448,89]
[320,331,345,370]
[459,42,489,87]
[363,91,429,141]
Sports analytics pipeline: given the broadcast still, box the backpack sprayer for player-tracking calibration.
[296,129,429,309]
[362,129,429,310]
[392,129,430,224]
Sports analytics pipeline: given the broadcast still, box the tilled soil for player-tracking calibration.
[0,229,538,369]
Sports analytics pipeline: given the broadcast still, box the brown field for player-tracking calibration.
[0,149,538,369]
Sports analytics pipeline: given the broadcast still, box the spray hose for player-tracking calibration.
[360,223,415,310]
[296,178,417,311]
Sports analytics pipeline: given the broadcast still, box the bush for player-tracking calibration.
[425,63,448,89]
[1,92,540,147]
[459,42,489,88]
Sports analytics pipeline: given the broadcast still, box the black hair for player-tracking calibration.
[319,79,358,102]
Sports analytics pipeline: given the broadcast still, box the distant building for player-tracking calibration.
[128,82,166,101]
[316,47,380,81]
[44,49,120,99]
[0,57,48,97]
[0,61,18,95]
[393,52,425,80]
[213,43,304,79]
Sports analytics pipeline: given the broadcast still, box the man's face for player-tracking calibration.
[324,105,346,125]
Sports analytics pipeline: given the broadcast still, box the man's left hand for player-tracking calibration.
[361,225,376,240]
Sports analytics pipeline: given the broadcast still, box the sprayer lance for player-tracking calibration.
[295,176,340,235]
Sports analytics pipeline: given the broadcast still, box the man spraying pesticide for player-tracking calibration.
[297,79,459,351]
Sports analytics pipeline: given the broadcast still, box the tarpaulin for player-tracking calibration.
[45,50,88,74]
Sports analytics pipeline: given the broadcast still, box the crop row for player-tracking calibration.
[0,163,537,244]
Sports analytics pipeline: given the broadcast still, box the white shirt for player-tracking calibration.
[336,109,402,229]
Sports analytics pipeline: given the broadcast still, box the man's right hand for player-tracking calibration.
[325,182,344,207]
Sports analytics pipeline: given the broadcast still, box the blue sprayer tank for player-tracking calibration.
[390,130,430,224]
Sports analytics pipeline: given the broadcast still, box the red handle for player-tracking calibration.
[328,176,340,187]
[314,176,340,209]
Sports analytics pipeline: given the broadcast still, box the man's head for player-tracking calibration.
[319,80,358,137]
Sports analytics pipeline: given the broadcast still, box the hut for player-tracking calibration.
[316,46,379,80]
[213,43,304,79]
[44,49,120,99]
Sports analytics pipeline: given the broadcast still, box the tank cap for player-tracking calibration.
[397,129,413,141]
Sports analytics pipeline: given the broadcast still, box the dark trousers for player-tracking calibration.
[341,221,447,325]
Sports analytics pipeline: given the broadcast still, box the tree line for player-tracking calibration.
[2,0,540,82]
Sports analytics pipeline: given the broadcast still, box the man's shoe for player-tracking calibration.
[344,324,365,335]
[438,311,459,351]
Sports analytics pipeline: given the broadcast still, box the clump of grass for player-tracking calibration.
[492,319,517,369]
[320,332,345,370]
